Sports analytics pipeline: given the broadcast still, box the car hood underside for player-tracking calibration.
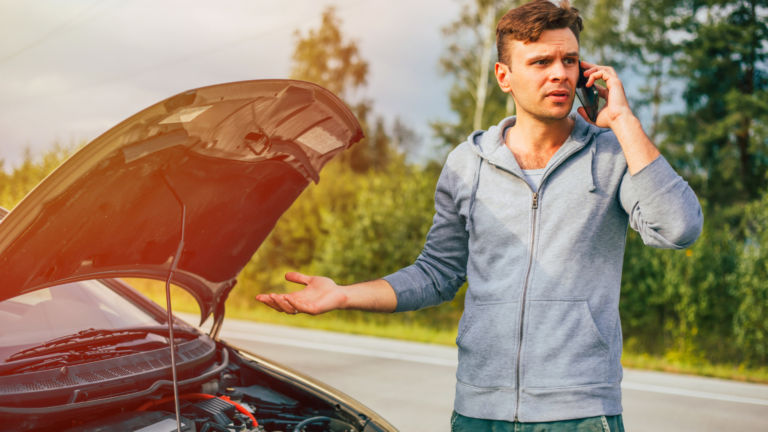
[0,80,363,324]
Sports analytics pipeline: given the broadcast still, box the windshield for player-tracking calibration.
[0,280,161,360]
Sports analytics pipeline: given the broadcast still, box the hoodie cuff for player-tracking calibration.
[629,155,681,203]
[383,271,427,313]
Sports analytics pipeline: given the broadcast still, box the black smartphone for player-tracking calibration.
[576,62,599,122]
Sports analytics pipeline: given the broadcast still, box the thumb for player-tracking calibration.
[285,271,312,286]
[576,106,594,125]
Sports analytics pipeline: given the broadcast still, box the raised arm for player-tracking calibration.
[577,60,703,248]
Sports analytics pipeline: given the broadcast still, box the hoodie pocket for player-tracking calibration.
[456,301,519,389]
[523,300,609,388]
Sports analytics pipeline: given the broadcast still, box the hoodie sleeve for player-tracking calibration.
[383,162,470,313]
[619,154,703,249]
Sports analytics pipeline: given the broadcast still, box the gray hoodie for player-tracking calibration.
[383,113,703,422]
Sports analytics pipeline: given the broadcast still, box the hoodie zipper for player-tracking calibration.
[514,189,537,422]
[481,133,591,422]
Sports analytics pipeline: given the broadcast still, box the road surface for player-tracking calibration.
[178,313,768,432]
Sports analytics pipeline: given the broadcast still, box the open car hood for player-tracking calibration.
[0,80,362,324]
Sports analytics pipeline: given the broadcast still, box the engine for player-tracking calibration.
[61,383,359,432]
[58,350,361,432]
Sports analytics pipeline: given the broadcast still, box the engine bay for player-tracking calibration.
[1,343,366,432]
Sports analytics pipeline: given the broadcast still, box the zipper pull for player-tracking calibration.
[532,192,538,209]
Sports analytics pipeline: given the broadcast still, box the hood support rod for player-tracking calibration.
[160,167,186,432]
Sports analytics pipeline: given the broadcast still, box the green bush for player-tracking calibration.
[731,193,768,366]
[0,144,74,210]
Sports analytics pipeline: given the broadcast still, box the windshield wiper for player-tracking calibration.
[0,347,140,375]
[4,326,198,362]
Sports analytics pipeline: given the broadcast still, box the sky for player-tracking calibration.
[0,0,462,167]
[0,0,667,170]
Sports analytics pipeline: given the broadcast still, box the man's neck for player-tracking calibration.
[505,109,575,170]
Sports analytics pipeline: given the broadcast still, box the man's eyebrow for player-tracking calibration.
[525,54,550,62]
[525,51,580,62]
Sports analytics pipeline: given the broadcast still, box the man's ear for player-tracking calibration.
[494,62,513,94]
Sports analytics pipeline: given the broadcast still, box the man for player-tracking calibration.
[256,0,703,430]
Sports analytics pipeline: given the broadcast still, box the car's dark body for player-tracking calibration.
[0,80,398,432]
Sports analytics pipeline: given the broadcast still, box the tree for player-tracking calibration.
[656,0,768,209]
[617,0,768,367]
[289,6,368,101]
[576,0,625,66]
[621,0,681,140]
[432,0,519,148]
[289,6,407,172]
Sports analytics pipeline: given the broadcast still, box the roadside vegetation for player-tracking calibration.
[1,1,766,383]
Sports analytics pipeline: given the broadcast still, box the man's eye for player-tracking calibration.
[534,60,548,65]
[564,58,576,64]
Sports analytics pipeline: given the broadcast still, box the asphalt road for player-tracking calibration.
[177,313,768,432]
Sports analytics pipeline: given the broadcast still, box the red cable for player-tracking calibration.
[135,392,257,426]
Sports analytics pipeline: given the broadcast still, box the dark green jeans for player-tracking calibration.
[450,411,625,432]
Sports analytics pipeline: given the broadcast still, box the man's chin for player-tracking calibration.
[531,108,572,124]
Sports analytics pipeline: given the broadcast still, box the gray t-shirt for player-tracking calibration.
[522,168,545,192]
[503,126,545,192]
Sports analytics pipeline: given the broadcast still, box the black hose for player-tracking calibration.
[293,416,331,432]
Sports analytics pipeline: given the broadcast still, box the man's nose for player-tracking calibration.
[549,61,568,82]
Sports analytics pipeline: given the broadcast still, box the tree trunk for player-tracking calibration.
[473,2,496,131]
[737,0,757,198]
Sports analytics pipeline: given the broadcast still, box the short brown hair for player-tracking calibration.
[496,0,583,66]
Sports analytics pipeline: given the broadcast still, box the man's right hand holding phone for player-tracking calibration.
[577,60,661,175]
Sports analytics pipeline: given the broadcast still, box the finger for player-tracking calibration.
[285,272,312,286]
[268,293,290,313]
[586,70,608,88]
[273,294,297,314]
[256,295,283,312]
[582,65,596,77]
[580,59,596,70]
[285,295,314,316]
[284,295,303,312]
[576,107,595,125]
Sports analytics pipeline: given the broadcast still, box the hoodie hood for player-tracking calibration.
[463,113,602,231]
[0,80,363,325]
[466,113,599,163]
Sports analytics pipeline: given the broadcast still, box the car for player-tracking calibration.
[0,80,397,432]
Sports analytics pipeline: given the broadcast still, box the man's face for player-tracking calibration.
[496,28,580,123]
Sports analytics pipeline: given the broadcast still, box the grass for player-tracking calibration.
[620,351,768,384]
[125,278,768,385]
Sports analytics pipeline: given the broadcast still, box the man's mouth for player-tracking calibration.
[546,89,570,102]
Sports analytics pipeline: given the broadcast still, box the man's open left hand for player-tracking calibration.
[577,60,634,129]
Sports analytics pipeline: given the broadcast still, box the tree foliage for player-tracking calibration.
[432,0,518,147]
[0,144,74,210]
[618,0,768,367]
[289,6,368,100]
[653,0,768,210]
[289,6,417,173]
